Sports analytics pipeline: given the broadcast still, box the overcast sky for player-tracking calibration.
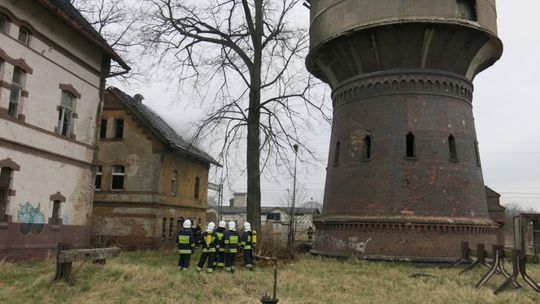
[118,1,540,211]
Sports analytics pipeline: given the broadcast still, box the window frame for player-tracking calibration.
[114,119,124,139]
[405,132,416,159]
[111,165,125,191]
[100,119,108,139]
[95,165,102,191]
[0,13,9,34]
[456,0,477,21]
[363,135,372,161]
[58,91,76,137]
[18,26,30,45]
[0,167,13,222]
[8,67,24,118]
[448,134,459,162]
[51,200,61,225]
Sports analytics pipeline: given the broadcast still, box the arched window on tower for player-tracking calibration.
[406,132,415,158]
[448,135,458,161]
[363,135,371,160]
[334,141,341,165]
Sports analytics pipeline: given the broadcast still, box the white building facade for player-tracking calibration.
[0,0,127,260]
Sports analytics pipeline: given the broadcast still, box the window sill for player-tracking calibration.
[404,156,417,161]
[50,224,61,231]
[100,138,124,142]
[449,158,460,163]
[361,158,372,162]
[0,222,8,229]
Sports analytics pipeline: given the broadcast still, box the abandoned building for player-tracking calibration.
[91,87,219,249]
[0,0,128,259]
[207,192,320,241]
[306,1,506,260]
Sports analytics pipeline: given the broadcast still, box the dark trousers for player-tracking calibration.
[244,249,253,267]
[225,252,236,271]
[217,250,225,267]
[197,251,216,272]
[178,254,191,269]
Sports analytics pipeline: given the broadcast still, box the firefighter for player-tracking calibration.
[177,219,196,270]
[215,220,227,269]
[223,221,240,273]
[240,222,257,270]
[196,222,218,273]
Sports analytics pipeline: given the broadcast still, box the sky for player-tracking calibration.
[116,1,540,211]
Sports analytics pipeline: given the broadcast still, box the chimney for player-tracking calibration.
[133,94,144,103]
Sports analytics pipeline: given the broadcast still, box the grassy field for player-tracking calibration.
[1,250,540,304]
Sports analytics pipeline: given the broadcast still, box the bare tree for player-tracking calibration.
[142,0,329,232]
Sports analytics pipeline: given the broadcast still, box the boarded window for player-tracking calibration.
[111,165,125,190]
[95,166,102,190]
[406,132,415,158]
[51,200,61,225]
[171,170,178,195]
[8,68,24,117]
[364,135,372,160]
[194,177,200,200]
[0,167,12,221]
[58,91,76,136]
[115,119,124,138]
[457,0,477,21]
[18,26,30,45]
[334,141,340,164]
[100,119,108,138]
[449,135,458,160]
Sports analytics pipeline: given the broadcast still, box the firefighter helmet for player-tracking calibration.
[219,220,226,228]
[183,219,192,229]
[207,222,216,232]
[228,221,236,231]
[244,222,251,232]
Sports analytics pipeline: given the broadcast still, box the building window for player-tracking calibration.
[457,0,477,21]
[0,14,9,34]
[169,217,174,238]
[58,91,76,136]
[100,119,108,138]
[194,177,200,200]
[114,119,124,138]
[51,200,61,225]
[364,135,372,160]
[267,212,281,221]
[95,166,102,191]
[111,165,125,191]
[171,170,177,195]
[334,141,340,165]
[0,167,13,221]
[406,132,415,158]
[18,26,30,45]
[162,217,167,237]
[448,135,458,161]
[8,67,24,117]
[474,141,481,167]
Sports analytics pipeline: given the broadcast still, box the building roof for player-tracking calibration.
[35,0,129,71]
[106,87,220,166]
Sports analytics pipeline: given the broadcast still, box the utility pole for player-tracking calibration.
[288,144,299,251]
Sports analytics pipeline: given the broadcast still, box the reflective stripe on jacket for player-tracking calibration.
[241,230,257,250]
[224,230,240,253]
[177,228,195,254]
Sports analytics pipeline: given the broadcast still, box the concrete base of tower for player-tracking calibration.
[312,216,499,262]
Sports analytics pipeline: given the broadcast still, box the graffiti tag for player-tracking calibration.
[18,202,45,235]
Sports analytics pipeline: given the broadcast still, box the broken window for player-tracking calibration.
[457,0,477,21]
[0,167,12,221]
[111,165,125,190]
[406,132,415,158]
[364,135,372,160]
[51,200,61,225]
[100,119,108,138]
[58,91,76,136]
[0,14,8,34]
[194,177,200,200]
[114,119,124,138]
[18,26,30,45]
[95,166,102,190]
[334,141,341,165]
[171,170,177,195]
[448,135,458,161]
[8,67,24,117]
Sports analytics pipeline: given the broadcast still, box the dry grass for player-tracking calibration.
[1,251,540,303]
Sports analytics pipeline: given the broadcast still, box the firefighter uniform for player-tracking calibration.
[215,221,227,269]
[196,222,218,273]
[241,222,257,269]
[177,220,196,270]
[224,221,240,273]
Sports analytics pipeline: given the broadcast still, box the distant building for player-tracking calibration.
[485,186,506,245]
[0,0,128,260]
[91,87,219,249]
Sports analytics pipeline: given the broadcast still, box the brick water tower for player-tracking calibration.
[306,0,503,261]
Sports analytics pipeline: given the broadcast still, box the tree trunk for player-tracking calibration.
[246,0,263,234]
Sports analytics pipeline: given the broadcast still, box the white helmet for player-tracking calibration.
[183,219,192,229]
[243,222,251,232]
[228,221,236,231]
[207,222,216,232]
[219,220,226,228]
